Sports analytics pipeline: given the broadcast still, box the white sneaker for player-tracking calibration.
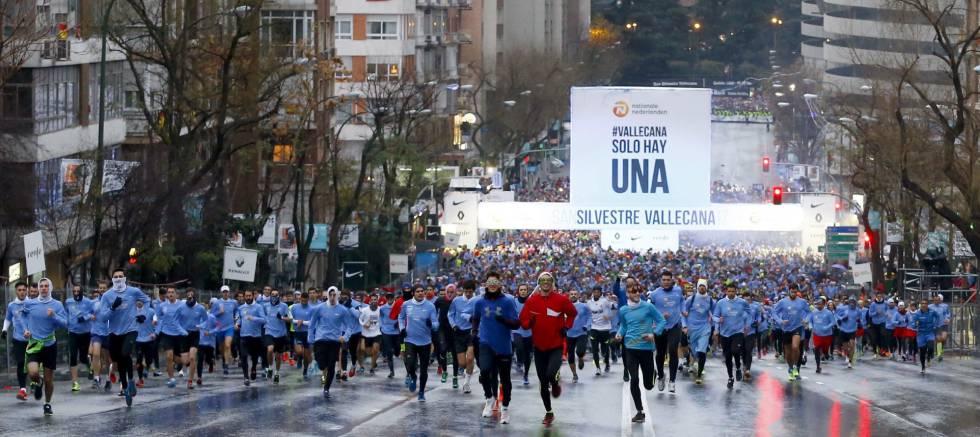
[178,370,185,377]
[657,377,666,391]
[482,398,495,418]
[668,381,676,393]
[594,367,601,376]
[462,381,471,394]
[500,408,510,424]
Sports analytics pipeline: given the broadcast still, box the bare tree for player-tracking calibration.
[0,0,45,88]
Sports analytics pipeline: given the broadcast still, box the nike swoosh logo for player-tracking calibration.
[452,200,465,206]
[630,237,641,241]
[810,203,824,208]
[345,271,363,278]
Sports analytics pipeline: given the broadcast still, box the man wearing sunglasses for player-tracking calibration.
[518,271,577,427]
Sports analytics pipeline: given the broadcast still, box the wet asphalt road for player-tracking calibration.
[0,351,977,437]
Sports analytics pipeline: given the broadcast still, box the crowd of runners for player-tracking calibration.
[1,231,955,426]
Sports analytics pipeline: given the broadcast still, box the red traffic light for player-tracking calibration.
[864,231,873,249]
[128,257,137,265]
[762,156,770,172]
[772,186,783,205]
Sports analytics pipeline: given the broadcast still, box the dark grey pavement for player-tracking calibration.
[0,351,977,437]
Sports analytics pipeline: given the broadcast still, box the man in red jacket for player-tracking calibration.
[519,271,577,427]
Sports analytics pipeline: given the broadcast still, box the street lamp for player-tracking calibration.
[692,22,702,31]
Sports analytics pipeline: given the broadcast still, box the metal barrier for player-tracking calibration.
[903,271,978,353]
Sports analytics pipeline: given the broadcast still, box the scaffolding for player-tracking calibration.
[900,270,978,353]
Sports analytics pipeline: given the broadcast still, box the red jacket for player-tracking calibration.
[519,291,577,351]
[389,297,405,320]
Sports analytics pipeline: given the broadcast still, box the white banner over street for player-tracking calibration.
[600,229,679,252]
[800,194,838,252]
[389,254,409,274]
[478,202,804,231]
[570,87,711,207]
[223,247,258,282]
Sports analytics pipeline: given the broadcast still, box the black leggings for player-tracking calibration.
[436,328,458,374]
[478,344,513,407]
[108,332,137,389]
[533,348,563,412]
[720,334,744,378]
[240,336,263,378]
[196,346,215,377]
[742,333,756,371]
[918,341,934,370]
[624,348,655,411]
[566,335,587,367]
[135,341,156,378]
[12,339,27,389]
[514,335,533,378]
[68,333,91,367]
[314,340,341,390]
[382,334,400,374]
[405,343,432,392]
[654,325,682,381]
[589,329,611,367]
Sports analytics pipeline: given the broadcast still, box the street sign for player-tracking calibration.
[826,226,859,234]
[342,261,368,290]
[23,231,45,275]
[222,247,258,282]
[827,234,859,243]
[389,254,409,274]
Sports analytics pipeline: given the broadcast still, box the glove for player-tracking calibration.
[111,297,123,310]
[136,315,147,324]
[77,316,87,324]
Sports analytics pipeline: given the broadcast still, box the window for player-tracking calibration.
[0,70,34,133]
[496,23,504,40]
[334,56,353,80]
[366,58,400,81]
[335,15,352,40]
[367,18,398,40]
[260,10,314,59]
[88,61,122,128]
[272,144,294,163]
[125,90,140,109]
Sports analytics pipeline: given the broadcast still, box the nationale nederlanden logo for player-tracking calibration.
[612,101,630,118]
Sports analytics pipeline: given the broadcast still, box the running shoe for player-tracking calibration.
[657,377,666,391]
[17,388,28,401]
[359,366,365,374]
[404,375,411,387]
[452,377,459,389]
[103,379,112,393]
[787,369,796,381]
[727,378,734,389]
[167,378,177,388]
[542,412,555,426]
[323,389,331,399]
[187,380,194,390]
[137,379,145,388]
[694,376,703,385]
[124,384,133,407]
[500,408,510,424]
[463,381,471,393]
[409,376,417,392]
[244,379,251,387]
[72,381,81,392]
[744,371,752,381]
[623,372,629,382]
[578,360,584,370]
[594,368,601,376]
[551,381,562,398]
[668,381,676,393]
[523,377,530,386]
[43,403,53,416]
[32,380,42,400]
[273,374,280,385]
[847,360,853,369]
[632,412,646,423]
[604,363,610,373]
[348,367,356,378]
[196,378,202,386]
[266,368,274,379]
[482,399,495,417]
[178,370,184,378]
[735,370,743,381]
[573,374,579,383]
[441,372,448,383]
[154,371,162,377]
[815,367,822,374]
[792,368,801,379]
[387,371,394,379]
[417,392,426,402]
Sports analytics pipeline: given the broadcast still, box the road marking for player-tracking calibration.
[621,382,632,437]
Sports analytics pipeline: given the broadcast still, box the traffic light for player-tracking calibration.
[128,247,138,265]
[762,156,770,172]
[772,186,783,205]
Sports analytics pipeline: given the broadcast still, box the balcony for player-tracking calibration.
[451,0,472,8]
